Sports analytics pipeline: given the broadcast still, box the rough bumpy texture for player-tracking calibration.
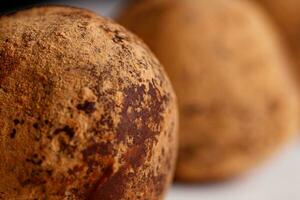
[258,0,300,86]
[0,6,178,199]
[119,0,299,181]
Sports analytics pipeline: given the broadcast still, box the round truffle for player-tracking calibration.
[0,6,178,199]
[119,0,299,181]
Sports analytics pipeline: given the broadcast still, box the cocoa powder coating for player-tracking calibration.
[0,6,178,199]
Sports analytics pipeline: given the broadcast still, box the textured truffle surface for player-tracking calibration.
[0,6,178,199]
[119,0,299,181]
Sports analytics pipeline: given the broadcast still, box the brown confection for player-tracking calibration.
[119,0,299,181]
[258,0,300,86]
[0,6,178,199]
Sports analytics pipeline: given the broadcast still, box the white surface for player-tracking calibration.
[37,1,300,199]
[167,142,300,200]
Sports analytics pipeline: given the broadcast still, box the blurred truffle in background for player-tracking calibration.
[119,0,299,182]
[258,0,300,86]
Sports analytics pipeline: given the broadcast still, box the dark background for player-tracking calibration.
[0,0,43,14]
[0,0,125,17]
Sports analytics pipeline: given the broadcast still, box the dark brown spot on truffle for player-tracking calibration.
[25,154,43,166]
[13,119,20,125]
[33,123,39,129]
[54,125,75,138]
[82,143,112,159]
[89,166,127,200]
[10,129,17,139]
[77,101,96,115]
